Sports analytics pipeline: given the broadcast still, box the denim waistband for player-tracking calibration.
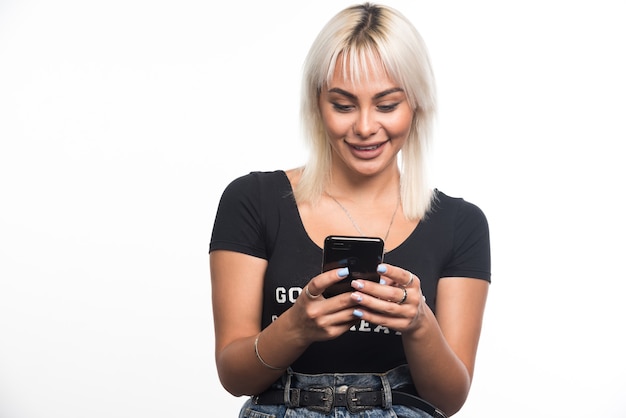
[249,364,449,417]
[282,364,413,389]
[271,364,413,410]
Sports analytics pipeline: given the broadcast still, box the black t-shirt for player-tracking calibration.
[210,170,491,374]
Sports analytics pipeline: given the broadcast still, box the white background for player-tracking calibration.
[1,0,625,416]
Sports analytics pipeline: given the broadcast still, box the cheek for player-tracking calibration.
[321,110,352,138]
[385,113,413,138]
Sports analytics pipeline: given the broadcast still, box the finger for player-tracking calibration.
[396,287,408,304]
[351,307,410,332]
[320,267,352,298]
[378,264,419,288]
[350,280,414,311]
[304,267,350,298]
[401,272,415,288]
[351,278,399,303]
[307,305,363,340]
[304,285,321,299]
[350,290,422,331]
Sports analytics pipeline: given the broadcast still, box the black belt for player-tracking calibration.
[253,385,447,417]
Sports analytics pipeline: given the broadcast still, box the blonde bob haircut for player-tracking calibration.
[294,2,437,220]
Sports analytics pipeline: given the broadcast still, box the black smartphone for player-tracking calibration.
[321,235,385,298]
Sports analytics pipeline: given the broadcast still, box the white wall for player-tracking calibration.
[1,1,625,416]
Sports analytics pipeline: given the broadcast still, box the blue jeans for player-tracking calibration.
[239,365,441,418]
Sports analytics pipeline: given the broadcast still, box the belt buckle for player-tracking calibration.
[303,386,333,414]
[346,386,381,413]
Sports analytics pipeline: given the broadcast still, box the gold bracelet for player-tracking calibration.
[254,332,285,371]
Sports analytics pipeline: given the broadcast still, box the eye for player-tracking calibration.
[332,102,354,113]
[377,103,399,113]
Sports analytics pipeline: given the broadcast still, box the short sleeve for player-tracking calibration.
[209,173,268,259]
[441,200,491,282]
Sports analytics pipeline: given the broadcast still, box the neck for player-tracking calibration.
[327,170,401,205]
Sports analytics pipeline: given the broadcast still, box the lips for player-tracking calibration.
[345,139,390,151]
[343,138,390,160]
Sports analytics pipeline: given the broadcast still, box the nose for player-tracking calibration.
[353,109,379,139]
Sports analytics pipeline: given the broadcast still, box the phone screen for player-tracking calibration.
[321,235,384,298]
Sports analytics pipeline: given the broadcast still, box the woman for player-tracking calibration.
[209,3,490,417]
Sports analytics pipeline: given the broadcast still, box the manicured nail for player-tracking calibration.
[352,309,363,318]
[379,278,387,285]
[377,264,387,274]
[351,292,363,302]
[351,280,364,289]
[338,267,349,277]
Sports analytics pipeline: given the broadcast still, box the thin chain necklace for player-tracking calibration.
[326,192,400,246]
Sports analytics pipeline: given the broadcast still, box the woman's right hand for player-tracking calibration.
[289,266,361,343]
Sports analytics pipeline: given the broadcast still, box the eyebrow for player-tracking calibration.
[327,87,405,100]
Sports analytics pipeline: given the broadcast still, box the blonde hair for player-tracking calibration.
[294,2,437,220]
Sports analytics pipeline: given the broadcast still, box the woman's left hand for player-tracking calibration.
[349,263,427,333]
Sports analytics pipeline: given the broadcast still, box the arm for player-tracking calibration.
[210,249,359,396]
[404,277,489,416]
[210,250,299,396]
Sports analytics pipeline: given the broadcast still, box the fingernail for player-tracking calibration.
[338,267,349,277]
[377,264,387,274]
[379,278,387,285]
[352,309,363,318]
[351,280,364,289]
[351,292,363,302]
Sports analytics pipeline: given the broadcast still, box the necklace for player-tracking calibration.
[327,192,400,246]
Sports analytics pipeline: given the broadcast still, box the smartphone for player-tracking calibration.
[321,235,385,298]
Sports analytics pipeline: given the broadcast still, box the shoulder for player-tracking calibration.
[219,170,290,199]
[217,170,296,218]
[430,189,488,226]
[225,170,288,189]
[425,189,490,241]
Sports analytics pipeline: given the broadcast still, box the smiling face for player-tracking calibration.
[319,57,414,180]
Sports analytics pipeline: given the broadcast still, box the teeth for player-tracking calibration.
[355,144,380,151]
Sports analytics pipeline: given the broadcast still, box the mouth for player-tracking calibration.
[345,139,390,151]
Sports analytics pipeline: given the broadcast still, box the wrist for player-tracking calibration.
[254,332,288,371]
[403,303,436,340]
